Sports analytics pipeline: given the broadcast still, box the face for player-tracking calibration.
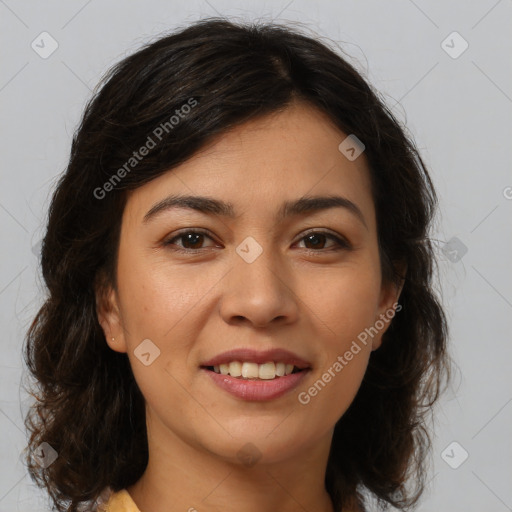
[97,100,400,466]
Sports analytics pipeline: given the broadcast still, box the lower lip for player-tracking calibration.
[201,368,310,401]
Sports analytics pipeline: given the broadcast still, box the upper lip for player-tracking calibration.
[200,348,312,370]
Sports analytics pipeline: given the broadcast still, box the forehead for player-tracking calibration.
[123,100,375,230]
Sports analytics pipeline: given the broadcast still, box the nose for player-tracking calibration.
[219,240,299,329]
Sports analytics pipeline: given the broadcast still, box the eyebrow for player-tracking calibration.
[143,194,367,229]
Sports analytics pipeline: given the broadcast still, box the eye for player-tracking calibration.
[295,230,351,251]
[163,229,351,253]
[163,229,218,251]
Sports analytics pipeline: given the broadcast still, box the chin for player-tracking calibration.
[201,426,316,467]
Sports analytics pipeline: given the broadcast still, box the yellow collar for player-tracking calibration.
[98,488,141,512]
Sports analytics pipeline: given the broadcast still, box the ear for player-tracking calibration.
[371,263,406,351]
[94,272,127,353]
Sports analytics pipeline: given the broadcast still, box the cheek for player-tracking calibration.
[294,260,380,419]
[117,267,202,429]
[117,247,215,339]
[304,261,382,344]
[116,251,226,406]
[296,344,371,437]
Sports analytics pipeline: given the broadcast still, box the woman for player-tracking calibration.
[23,17,450,512]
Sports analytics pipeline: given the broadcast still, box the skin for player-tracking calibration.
[96,99,402,512]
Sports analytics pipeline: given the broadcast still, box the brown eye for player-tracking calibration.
[179,232,206,249]
[164,229,351,253]
[297,231,351,251]
[164,230,217,251]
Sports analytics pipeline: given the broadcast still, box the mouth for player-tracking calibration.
[200,356,312,401]
[201,362,307,380]
[200,347,312,381]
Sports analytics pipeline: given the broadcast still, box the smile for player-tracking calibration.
[200,347,312,400]
[206,361,302,380]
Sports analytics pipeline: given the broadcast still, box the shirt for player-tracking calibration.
[95,488,141,512]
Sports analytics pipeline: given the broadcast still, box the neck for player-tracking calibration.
[126,409,339,512]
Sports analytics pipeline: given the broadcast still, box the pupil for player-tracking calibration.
[184,233,202,249]
[182,233,326,250]
[305,234,325,249]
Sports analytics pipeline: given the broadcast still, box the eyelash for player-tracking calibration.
[163,228,352,254]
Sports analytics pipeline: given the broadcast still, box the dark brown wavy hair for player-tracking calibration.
[23,17,450,512]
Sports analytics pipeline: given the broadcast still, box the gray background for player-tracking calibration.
[1,1,511,511]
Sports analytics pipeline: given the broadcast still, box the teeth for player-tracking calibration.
[228,361,242,377]
[258,362,275,380]
[242,362,259,378]
[211,361,300,379]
